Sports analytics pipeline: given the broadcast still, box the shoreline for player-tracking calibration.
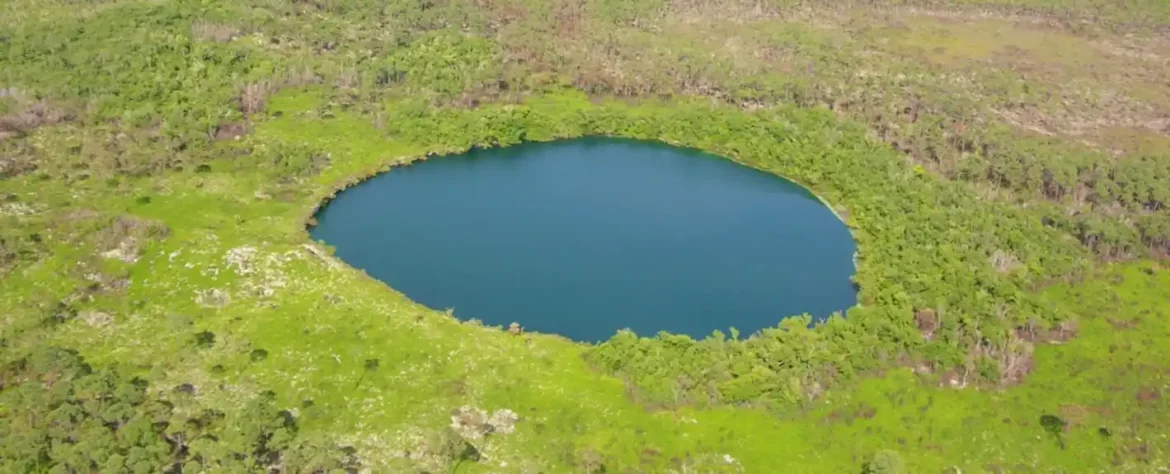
[303,135,864,310]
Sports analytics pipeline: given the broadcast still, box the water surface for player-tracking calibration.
[311,138,856,342]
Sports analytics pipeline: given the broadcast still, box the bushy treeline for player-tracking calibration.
[0,346,359,473]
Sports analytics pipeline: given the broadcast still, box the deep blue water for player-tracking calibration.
[310,138,856,342]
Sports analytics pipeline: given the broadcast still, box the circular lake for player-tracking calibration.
[310,138,857,342]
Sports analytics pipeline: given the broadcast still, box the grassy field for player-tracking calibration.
[2,0,1169,472]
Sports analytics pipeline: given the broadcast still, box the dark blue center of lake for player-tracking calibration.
[310,138,856,342]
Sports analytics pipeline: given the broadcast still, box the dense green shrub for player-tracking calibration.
[0,347,359,473]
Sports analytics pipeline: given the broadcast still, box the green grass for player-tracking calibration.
[3,0,1170,472]
[875,17,1097,66]
[3,88,1167,472]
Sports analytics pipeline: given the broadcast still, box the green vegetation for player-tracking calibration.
[0,348,359,472]
[2,0,1168,472]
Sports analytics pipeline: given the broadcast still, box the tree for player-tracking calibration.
[1040,414,1067,449]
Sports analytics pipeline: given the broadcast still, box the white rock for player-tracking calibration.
[79,311,113,328]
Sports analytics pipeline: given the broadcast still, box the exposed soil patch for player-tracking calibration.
[0,95,70,143]
[212,121,248,141]
[1136,387,1161,403]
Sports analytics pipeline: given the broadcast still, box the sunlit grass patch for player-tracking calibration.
[1099,126,1170,156]
[875,17,1103,68]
